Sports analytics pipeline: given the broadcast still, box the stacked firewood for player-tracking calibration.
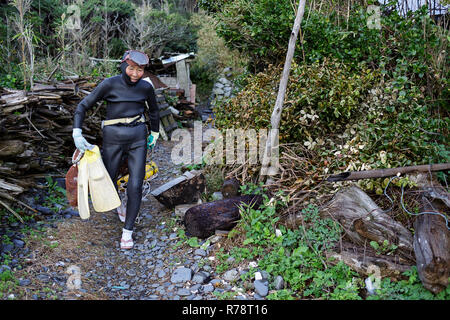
[0,77,104,197]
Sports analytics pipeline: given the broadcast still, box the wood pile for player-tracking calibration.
[0,77,104,199]
[165,88,200,125]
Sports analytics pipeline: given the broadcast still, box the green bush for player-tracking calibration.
[209,1,448,107]
[214,59,380,141]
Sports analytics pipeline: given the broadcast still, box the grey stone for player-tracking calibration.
[211,192,223,201]
[213,88,224,95]
[126,269,136,277]
[274,275,284,290]
[192,272,209,284]
[218,77,229,85]
[36,274,50,283]
[1,244,14,253]
[226,256,235,264]
[158,269,167,278]
[170,267,192,283]
[19,279,31,286]
[223,268,239,282]
[190,284,202,292]
[202,284,214,293]
[177,288,191,296]
[261,270,270,280]
[209,279,221,286]
[254,280,268,297]
[194,248,206,257]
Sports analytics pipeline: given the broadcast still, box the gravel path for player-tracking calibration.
[2,128,270,300]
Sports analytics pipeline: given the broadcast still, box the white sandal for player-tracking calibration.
[120,238,133,250]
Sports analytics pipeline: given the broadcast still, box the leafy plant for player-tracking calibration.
[367,267,450,300]
[43,176,67,213]
[370,239,398,256]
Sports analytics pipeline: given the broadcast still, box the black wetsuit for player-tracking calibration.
[73,62,160,230]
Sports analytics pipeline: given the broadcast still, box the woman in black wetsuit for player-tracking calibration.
[72,50,160,249]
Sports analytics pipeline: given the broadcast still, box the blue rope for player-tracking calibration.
[383,175,450,230]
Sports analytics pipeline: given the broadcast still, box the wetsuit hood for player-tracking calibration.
[120,61,140,86]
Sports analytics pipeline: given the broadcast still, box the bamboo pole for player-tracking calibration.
[326,163,450,182]
[259,0,307,181]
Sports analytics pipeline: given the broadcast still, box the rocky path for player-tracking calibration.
[1,129,270,301]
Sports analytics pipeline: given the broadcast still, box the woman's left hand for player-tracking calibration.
[147,131,159,150]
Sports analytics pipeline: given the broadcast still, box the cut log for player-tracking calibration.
[325,242,414,280]
[183,194,263,238]
[410,173,450,294]
[0,178,24,193]
[221,178,241,198]
[0,140,26,158]
[151,170,205,209]
[323,185,415,261]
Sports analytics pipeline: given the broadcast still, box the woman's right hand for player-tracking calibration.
[72,128,94,152]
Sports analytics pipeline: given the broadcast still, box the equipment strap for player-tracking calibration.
[102,115,145,128]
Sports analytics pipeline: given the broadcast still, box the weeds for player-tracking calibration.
[213,182,449,300]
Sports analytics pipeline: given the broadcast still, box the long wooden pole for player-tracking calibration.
[259,0,307,181]
[326,163,450,182]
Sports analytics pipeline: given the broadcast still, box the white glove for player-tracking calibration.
[72,128,94,152]
[147,131,159,150]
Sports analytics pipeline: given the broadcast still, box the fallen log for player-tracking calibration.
[327,163,450,182]
[184,194,263,238]
[151,170,205,209]
[325,242,414,280]
[410,173,450,294]
[323,185,415,261]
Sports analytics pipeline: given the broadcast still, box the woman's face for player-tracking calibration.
[125,61,144,82]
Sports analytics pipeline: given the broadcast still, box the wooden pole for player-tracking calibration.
[326,163,450,182]
[259,0,307,181]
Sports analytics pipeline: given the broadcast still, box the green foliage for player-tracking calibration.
[0,268,17,299]
[214,0,294,70]
[367,267,450,300]
[189,12,248,100]
[228,190,361,300]
[198,0,228,13]
[214,58,448,178]
[219,187,450,299]
[43,176,67,213]
[0,73,20,89]
[370,240,398,256]
[214,59,379,141]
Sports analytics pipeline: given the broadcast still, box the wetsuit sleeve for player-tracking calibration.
[73,79,110,129]
[146,86,160,133]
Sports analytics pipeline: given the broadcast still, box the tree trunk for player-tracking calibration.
[323,185,415,261]
[411,173,450,294]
